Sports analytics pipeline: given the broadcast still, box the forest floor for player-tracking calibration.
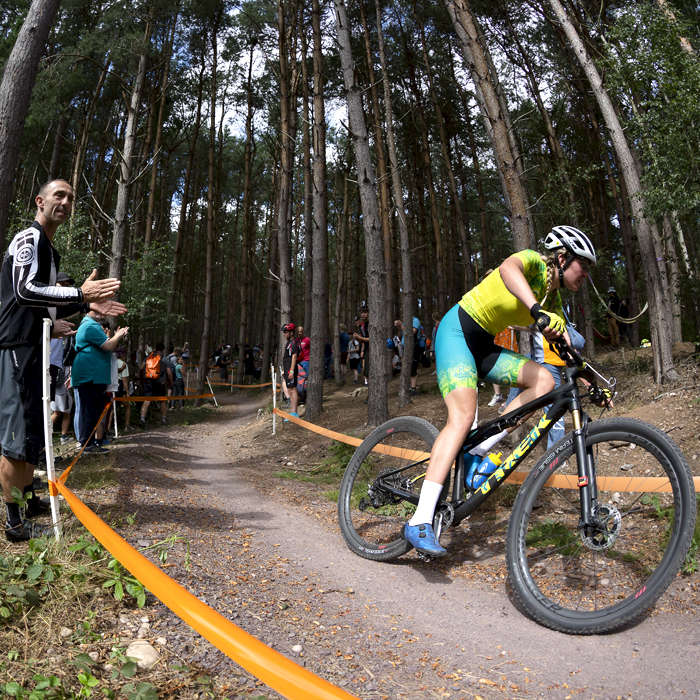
[2,342,700,699]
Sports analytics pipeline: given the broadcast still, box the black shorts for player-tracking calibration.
[411,347,424,377]
[144,379,166,397]
[349,357,359,371]
[284,368,298,389]
[0,349,44,465]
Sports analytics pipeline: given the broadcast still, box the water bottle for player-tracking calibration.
[467,452,503,489]
[464,451,482,488]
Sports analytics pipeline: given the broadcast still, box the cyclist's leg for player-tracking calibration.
[485,353,554,420]
[542,364,565,447]
[405,306,478,551]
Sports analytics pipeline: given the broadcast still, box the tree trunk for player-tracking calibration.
[0,0,62,249]
[164,57,204,353]
[305,0,328,421]
[332,166,349,386]
[333,0,388,425]
[443,0,532,251]
[276,0,297,353]
[70,61,109,214]
[109,10,153,282]
[236,41,256,384]
[377,0,413,408]
[358,0,394,326]
[145,8,179,242]
[417,15,475,292]
[299,24,314,334]
[547,0,678,383]
[196,11,221,404]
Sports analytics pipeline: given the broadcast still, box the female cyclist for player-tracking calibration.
[402,226,596,556]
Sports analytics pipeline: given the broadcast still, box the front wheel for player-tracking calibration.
[337,416,438,561]
[506,418,696,634]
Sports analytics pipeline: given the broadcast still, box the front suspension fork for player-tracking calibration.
[572,407,598,528]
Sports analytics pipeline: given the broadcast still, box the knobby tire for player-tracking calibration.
[337,417,439,561]
[506,417,696,634]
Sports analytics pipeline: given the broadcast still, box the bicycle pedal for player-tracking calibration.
[416,551,433,562]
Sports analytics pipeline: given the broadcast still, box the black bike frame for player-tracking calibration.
[376,364,598,529]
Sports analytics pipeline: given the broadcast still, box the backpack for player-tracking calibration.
[296,362,308,403]
[144,352,161,380]
[62,335,76,367]
[414,324,427,349]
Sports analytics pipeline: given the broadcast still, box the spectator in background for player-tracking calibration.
[181,342,190,363]
[395,317,424,395]
[339,324,350,382]
[297,326,310,377]
[489,327,519,407]
[172,351,185,409]
[116,347,133,431]
[606,287,621,348]
[348,331,360,384]
[94,318,120,448]
[0,179,126,542]
[282,323,299,420]
[50,331,75,444]
[354,307,370,385]
[217,348,230,383]
[619,297,630,344]
[244,344,256,382]
[139,342,172,427]
[72,310,129,453]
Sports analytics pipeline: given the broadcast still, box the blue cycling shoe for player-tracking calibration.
[402,522,447,557]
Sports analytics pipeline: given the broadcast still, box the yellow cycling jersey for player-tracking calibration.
[459,250,563,336]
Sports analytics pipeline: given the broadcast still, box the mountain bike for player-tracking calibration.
[337,341,697,634]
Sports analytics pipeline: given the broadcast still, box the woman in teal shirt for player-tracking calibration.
[72,310,128,452]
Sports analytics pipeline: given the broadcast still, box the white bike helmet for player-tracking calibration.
[544,225,597,264]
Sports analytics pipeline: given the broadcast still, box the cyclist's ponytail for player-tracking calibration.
[540,247,566,297]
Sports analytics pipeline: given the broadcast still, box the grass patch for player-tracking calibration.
[526,519,578,554]
[274,440,355,486]
[0,523,209,699]
[60,452,116,490]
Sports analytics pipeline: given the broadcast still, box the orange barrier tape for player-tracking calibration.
[51,479,359,700]
[273,410,700,493]
[59,401,111,484]
[114,394,215,402]
[209,381,274,388]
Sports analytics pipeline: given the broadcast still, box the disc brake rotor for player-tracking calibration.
[580,504,622,551]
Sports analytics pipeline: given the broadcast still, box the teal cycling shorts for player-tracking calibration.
[436,304,528,399]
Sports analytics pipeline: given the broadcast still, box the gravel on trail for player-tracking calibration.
[82,389,700,700]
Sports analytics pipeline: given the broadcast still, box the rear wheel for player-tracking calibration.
[337,417,438,561]
[506,418,696,634]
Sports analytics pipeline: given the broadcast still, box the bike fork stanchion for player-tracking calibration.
[571,407,593,525]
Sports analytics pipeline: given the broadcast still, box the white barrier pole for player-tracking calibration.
[112,392,118,439]
[41,319,61,540]
[207,376,218,407]
[272,364,276,436]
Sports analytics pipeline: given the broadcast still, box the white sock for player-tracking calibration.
[469,428,508,457]
[409,481,444,526]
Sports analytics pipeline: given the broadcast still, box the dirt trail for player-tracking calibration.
[113,390,699,700]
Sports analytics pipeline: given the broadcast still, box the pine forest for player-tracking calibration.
[1,0,699,423]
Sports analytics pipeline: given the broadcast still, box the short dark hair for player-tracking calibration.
[38,179,72,198]
[155,342,165,351]
[360,305,369,313]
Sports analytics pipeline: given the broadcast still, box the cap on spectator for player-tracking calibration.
[607,286,616,293]
[56,271,75,285]
[354,315,361,321]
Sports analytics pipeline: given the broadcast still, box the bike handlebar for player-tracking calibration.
[552,338,617,400]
